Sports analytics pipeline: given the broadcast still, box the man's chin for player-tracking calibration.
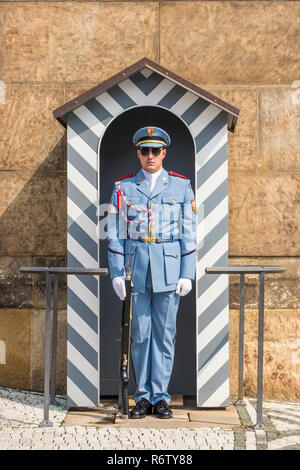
[145,166,156,172]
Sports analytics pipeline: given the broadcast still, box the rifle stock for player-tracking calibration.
[119,262,132,418]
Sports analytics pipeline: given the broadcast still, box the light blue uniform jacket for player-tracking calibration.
[107,167,197,293]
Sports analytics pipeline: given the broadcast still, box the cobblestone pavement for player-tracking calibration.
[0,388,299,450]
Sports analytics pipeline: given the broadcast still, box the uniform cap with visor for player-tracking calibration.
[133,126,171,148]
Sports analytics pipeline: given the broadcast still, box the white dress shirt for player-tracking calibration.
[141,167,163,192]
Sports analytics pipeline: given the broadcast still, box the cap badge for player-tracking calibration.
[147,127,155,137]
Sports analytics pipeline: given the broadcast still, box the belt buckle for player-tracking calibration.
[143,235,157,242]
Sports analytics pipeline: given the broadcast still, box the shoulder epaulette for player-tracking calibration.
[116,171,136,181]
[168,170,189,180]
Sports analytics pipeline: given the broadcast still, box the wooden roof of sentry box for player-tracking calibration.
[53,57,240,132]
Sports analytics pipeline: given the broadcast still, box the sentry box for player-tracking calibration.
[53,57,240,408]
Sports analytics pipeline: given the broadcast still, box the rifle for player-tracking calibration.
[118,259,132,418]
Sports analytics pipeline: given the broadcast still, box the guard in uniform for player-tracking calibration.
[107,126,197,419]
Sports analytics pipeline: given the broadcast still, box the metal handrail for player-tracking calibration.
[19,266,109,427]
[205,265,286,429]
[20,264,286,428]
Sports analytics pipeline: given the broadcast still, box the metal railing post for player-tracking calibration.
[19,266,109,427]
[205,265,285,430]
[40,269,52,427]
[254,271,265,429]
[236,272,245,405]
[50,273,59,406]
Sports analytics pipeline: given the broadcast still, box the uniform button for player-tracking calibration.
[172,200,176,204]
[150,202,154,207]
[176,253,179,257]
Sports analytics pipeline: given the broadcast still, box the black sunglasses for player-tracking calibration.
[139,147,164,156]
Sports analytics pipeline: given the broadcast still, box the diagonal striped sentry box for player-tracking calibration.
[65,64,232,408]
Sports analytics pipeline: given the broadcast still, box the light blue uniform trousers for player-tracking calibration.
[130,263,180,405]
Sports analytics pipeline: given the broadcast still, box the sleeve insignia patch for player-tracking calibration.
[191,199,197,214]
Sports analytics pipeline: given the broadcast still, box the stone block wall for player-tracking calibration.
[0,1,299,401]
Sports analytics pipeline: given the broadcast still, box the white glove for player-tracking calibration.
[112,275,126,300]
[176,278,192,296]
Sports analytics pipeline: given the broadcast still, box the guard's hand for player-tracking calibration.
[112,275,126,300]
[176,278,192,296]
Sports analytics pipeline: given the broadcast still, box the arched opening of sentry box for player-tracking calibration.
[99,105,196,397]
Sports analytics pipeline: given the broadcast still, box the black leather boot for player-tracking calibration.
[153,400,173,419]
[130,398,153,419]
